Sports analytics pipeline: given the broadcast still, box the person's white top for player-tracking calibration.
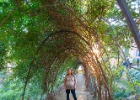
[65,74,76,89]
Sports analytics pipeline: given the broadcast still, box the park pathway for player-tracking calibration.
[55,73,93,100]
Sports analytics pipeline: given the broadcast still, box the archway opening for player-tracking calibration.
[76,64,84,74]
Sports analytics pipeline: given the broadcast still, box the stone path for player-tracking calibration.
[55,74,93,100]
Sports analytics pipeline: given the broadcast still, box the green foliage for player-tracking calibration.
[0,0,140,99]
[0,69,46,100]
[113,80,132,99]
[0,41,6,70]
[114,89,131,99]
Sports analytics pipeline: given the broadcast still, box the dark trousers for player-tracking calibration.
[66,89,77,100]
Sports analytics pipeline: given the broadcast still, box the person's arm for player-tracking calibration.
[64,77,66,89]
[74,76,77,89]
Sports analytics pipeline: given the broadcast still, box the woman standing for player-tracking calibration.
[64,68,77,100]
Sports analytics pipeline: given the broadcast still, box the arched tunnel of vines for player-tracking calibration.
[0,0,140,100]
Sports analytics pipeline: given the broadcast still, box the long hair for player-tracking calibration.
[67,68,73,76]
